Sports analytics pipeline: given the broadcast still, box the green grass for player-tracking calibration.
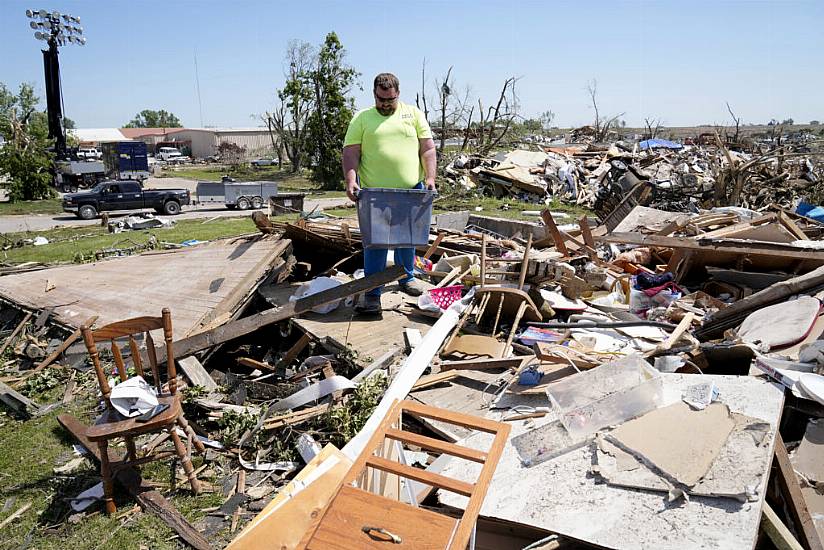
[1,217,261,265]
[0,198,63,216]
[433,193,591,221]
[0,392,228,550]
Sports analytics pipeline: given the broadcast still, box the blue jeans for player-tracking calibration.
[364,182,421,297]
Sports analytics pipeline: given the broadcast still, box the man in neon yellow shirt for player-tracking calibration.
[343,73,437,314]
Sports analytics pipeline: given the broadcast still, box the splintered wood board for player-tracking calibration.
[0,237,287,340]
[258,283,434,369]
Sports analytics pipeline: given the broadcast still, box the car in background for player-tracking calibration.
[157,147,182,161]
[78,147,102,160]
[250,157,279,167]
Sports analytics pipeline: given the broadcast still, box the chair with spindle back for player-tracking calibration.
[81,308,206,514]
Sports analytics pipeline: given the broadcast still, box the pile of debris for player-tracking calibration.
[444,135,823,219]
[3,201,824,550]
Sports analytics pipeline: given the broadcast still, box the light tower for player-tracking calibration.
[25,9,85,159]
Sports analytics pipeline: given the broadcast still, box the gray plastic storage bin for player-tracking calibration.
[357,187,435,249]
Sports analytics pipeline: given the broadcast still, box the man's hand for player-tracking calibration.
[342,144,361,202]
[346,180,361,202]
[424,177,436,192]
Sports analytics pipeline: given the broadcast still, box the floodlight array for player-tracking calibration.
[25,8,85,46]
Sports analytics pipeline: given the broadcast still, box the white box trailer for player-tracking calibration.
[195,181,278,210]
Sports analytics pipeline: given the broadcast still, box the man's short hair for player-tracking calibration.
[374,73,399,93]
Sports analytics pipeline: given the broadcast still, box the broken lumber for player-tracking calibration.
[697,263,824,340]
[0,311,32,357]
[541,210,569,256]
[154,265,407,363]
[10,315,101,390]
[178,356,219,392]
[57,414,212,550]
[0,380,39,417]
[439,356,527,372]
[596,232,824,261]
[773,433,824,550]
[237,357,276,372]
[762,502,805,550]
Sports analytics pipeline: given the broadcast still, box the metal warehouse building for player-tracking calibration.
[72,127,278,159]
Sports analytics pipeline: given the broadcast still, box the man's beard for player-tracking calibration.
[377,104,396,116]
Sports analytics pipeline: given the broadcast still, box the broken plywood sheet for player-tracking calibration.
[258,282,433,369]
[605,402,735,487]
[0,236,288,340]
[439,374,784,550]
[595,411,772,500]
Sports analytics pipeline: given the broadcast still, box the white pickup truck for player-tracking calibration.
[157,147,190,164]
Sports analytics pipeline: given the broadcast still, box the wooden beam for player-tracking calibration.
[774,432,824,550]
[57,414,212,550]
[596,232,824,261]
[578,216,595,248]
[411,371,458,391]
[154,265,407,363]
[29,315,98,377]
[541,210,569,256]
[439,356,527,372]
[0,311,32,357]
[277,332,312,369]
[177,356,219,392]
[0,380,39,417]
[423,232,445,259]
[237,357,276,372]
[763,501,805,550]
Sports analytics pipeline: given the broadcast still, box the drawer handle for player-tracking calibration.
[361,525,402,544]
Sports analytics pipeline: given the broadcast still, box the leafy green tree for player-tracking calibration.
[0,82,55,201]
[124,109,183,128]
[266,40,316,173]
[63,117,75,129]
[306,32,359,189]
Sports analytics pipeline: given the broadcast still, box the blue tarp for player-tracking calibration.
[796,201,824,223]
[639,138,683,150]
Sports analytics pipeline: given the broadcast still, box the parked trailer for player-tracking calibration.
[195,181,279,210]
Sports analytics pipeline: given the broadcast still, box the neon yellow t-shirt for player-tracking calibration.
[343,101,432,189]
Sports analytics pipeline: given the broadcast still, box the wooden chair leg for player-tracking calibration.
[98,440,116,515]
[177,415,206,454]
[169,427,201,494]
[125,437,137,462]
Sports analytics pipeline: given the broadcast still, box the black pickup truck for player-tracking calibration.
[62,180,191,220]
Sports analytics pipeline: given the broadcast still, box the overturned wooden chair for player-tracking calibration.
[81,308,206,514]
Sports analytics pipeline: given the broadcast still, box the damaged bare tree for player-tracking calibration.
[475,76,519,156]
[416,57,430,121]
[643,118,663,140]
[431,66,473,154]
[436,66,454,153]
[726,102,742,145]
[586,79,624,143]
[264,40,316,173]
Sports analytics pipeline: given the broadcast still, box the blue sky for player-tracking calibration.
[1,0,822,129]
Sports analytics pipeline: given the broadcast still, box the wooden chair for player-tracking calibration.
[81,308,206,514]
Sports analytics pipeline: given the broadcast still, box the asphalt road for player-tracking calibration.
[0,177,352,233]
